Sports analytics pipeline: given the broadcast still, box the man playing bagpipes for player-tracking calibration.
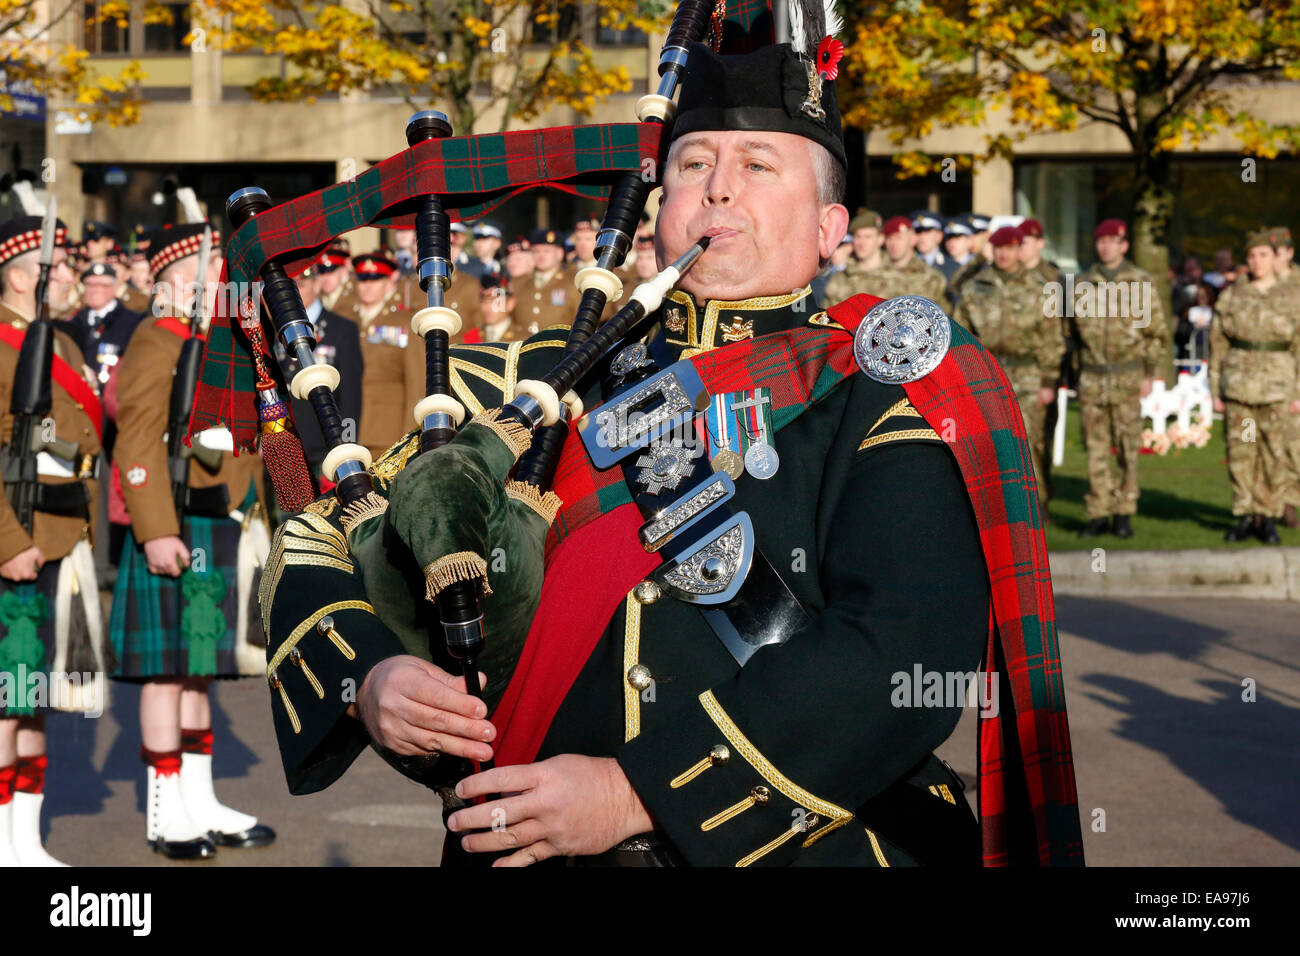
[109,195,275,859]
[198,0,1082,866]
[0,198,107,866]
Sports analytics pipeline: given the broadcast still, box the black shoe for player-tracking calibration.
[1078,517,1110,537]
[1256,517,1282,545]
[210,823,277,848]
[1111,515,1133,538]
[150,836,217,860]
[1225,515,1258,542]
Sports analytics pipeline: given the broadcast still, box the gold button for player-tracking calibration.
[709,744,729,766]
[626,664,653,691]
[751,786,771,805]
[633,580,661,605]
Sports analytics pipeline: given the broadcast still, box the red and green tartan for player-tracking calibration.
[497,294,1083,867]
[189,122,665,449]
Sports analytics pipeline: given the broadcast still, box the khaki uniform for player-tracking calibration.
[321,277,356,316]
[1275,268,1300,512]
[824,254,950,312]
[338,292,419,459]
[953,263,1064,508]
[509,264,577,333]
[113,316,263,543]
[1071,259,1170,519]
[0,304,101,565]
[1209,279,1300,517]
[120,284,151,316]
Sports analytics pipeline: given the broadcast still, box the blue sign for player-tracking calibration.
[0,64,48,122]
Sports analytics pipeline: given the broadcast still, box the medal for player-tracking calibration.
[744,442,779,479]
[712,449,744,478]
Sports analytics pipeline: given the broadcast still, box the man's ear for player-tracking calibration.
[818,204,850,262]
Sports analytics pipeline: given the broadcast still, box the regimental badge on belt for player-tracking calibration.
[700,387,779,480]
[368,325,409,347]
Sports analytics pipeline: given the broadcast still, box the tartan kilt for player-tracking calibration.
[110,503,267,681]
[0,560,61,717]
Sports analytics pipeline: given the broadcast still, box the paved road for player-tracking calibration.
[39,595,1299,866]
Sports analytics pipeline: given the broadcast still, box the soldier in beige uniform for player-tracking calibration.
[1268,226,1300,528]
[0,214,103,867]
[338,252,418,458]
[1211,232,1300,544]
[509,228,576,334]
[823,207,884,305]
[110,219,275,859]
[954,226,1064,512]
[1072,218,1170,538]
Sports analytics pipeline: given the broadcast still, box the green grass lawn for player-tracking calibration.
[1043,405,1300,551]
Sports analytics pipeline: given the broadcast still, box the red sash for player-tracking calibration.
[156,316,204,342]
[0,322,103,441]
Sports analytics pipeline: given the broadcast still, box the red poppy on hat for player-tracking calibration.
[1094,218,1127,240]
[882,215,913,236]
[816,37,844,81]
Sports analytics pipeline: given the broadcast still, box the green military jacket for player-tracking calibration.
[1209,278,1300,405]
[1070,259,1171,404]
[260,286,990,867]
[953,263,1065,394]
[824,254,950,313]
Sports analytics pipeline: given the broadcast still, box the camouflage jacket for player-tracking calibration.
[1069,260,1170,386]
[826,254,949,312]
[1210,278,1300,405]
[953,264,1064,391]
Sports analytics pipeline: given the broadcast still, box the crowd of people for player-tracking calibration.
[0,181,1292,866]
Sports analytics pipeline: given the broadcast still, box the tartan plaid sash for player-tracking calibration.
[495,294,1084,867]
[189,122,665,448]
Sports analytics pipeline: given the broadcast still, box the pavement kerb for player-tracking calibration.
[1048,547,1300,602]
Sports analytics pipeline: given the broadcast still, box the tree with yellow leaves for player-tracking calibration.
[0,0,146,126]
[197,0,671,133]
[839,0,1300,283]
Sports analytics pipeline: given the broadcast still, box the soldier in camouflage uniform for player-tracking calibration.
[1211,231,1300,544]
[954,226,1063,512]
[822,208,883,305]
[1072,219,1170,538]
[1267,226,1300,528]
[855,215,950,310]
[1020,218,1067,499]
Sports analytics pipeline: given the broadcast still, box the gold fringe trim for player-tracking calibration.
[468,408,533,461]
[857,427,942,453]
[504,480,564,525]
[340,491,389,535]
[424,551,491,603]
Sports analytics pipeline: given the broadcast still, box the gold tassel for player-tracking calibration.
[469,408,533,461]
[269,673,301,735]
[504,480,564,524]
[340,491,389,535]
[423,551,491,603]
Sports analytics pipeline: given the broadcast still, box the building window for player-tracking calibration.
[84,1,129,54]
[595,23,647,45]
[530,3,580,44]
[144,2,191,52]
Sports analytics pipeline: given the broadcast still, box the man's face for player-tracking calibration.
[1018,235,1044,266]
[572,227,597,261]
[504,247,535,278]
[87,237,114,259]
[355,274,392,307]
[393,230,416,251]
[1246,245,1276,281]
[944,233,971,261]
[130,259,151,288]
[915,228,942,254]
[656,129,846,300]
[993,243,1020,272]
[451,230,466,253]
[852,227,881,261]
[884,227,914,264]
[481,287,514,318]
[47,249,75,309]
[1276,246,1294,271]
[532,243,564,273]
[296,274,318,309]
[1214,249,1234,272]
[1183,257,1202,281]
[1096,235,1127,268]
[82,274,117,311]
[474,236,501,261]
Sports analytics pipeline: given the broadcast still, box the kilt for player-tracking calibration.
[110,499,267,681]
[0,560,60,717]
